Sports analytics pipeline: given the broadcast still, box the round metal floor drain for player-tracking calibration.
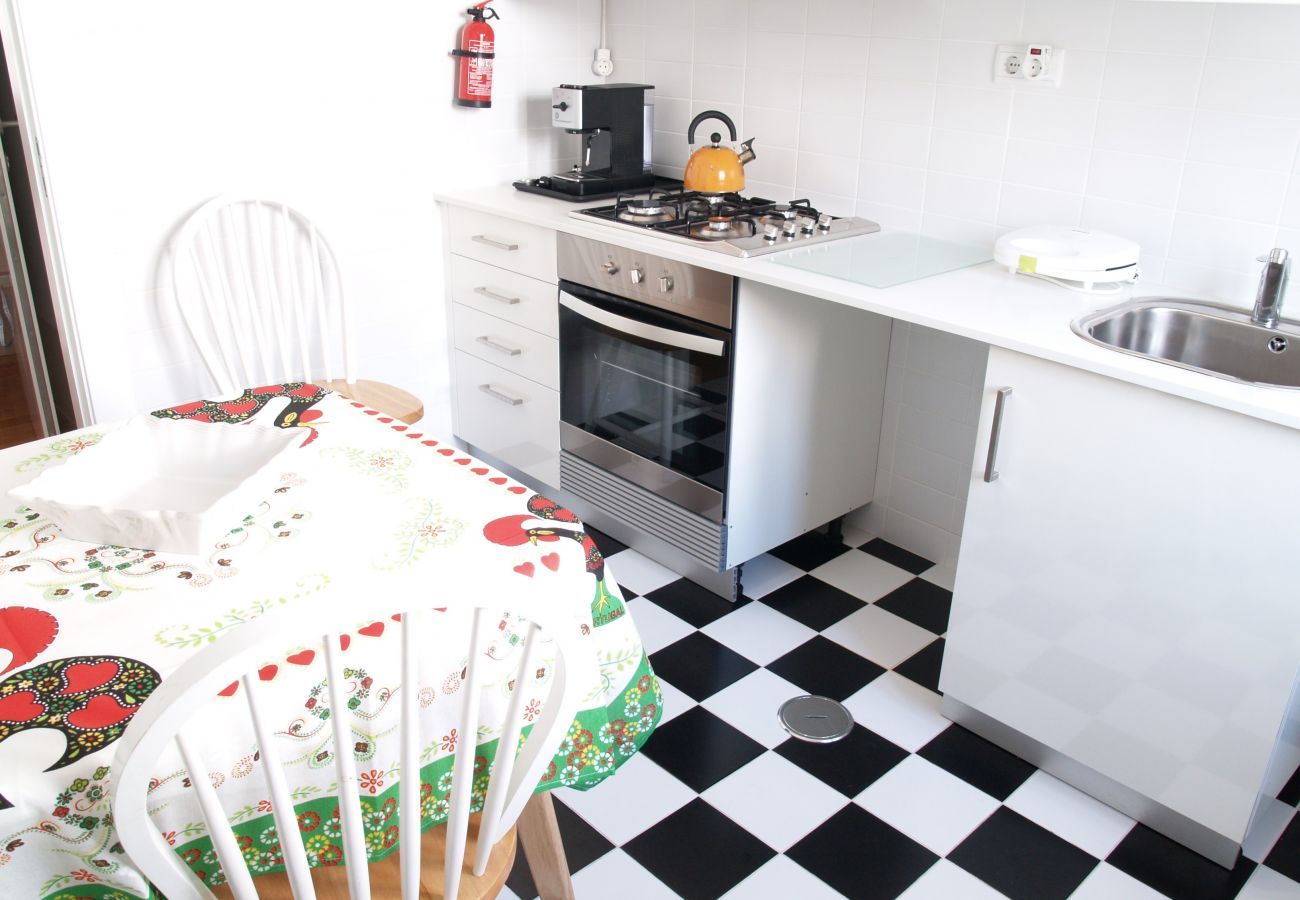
[778,695,854,743]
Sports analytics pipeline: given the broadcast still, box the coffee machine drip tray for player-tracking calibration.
[513,175,679,203]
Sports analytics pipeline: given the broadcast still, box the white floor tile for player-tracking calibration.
[840,523,874,548]
[701,599,817,666]
[570,849,679,899]
[1067,862,1170,899]
[1243,798,1296,863]
[843,672,949,752]
[920,563,956,592]
[823,604,938,669]
[810,548,914,602]
[605,549,681,596]
[855,755,1000,856]
[737,552,804,599]
[556,754,694,846]
[1235,863,1300,899]
[626,595,695,655]
[895,859,1010,899]
[654,675,695,725]
[1003,770,1136,860]
[723,854,850,899]
[702,751,848,852]
[702,667,809,749]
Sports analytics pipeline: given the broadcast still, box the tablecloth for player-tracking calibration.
[0,384,661,899]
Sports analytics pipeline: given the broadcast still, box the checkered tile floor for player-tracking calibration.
[503,528,1300,900]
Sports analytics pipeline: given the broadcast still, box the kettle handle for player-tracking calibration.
[688,111,738,147]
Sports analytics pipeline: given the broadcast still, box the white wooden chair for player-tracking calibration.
[170,196,423,424]
[111,587,587,899]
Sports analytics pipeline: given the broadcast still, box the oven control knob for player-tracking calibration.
[659,275,674,293]
[603,260,620,276]
[630,267,645,285]
[798,215,817,234]
[782,220,799,238]
[817,213,834,231]
[763,223,780,242]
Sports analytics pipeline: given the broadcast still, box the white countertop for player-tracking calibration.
[436,185,1300,431]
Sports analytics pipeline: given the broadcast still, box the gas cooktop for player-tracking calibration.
[571,189,880,257]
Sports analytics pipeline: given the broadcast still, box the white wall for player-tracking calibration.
[13,0,600,431]
[606,0,1300,313]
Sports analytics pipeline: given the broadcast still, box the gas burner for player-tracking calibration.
[618,203,676,224]
[689,216,755,240]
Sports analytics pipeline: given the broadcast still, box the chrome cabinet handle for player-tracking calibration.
[983,387,1012,483]
[471,234,519,252]
[476,335,522,357]
[479,383,524,406]
[473,285,520,305]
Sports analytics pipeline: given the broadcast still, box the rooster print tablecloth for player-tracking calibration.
[0,385,661,899]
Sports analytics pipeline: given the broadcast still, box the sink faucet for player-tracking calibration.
[1252,248,1290,328]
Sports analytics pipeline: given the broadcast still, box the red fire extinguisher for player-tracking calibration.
[453,0,498,109]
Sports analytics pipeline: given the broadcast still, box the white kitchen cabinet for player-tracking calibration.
[451,350,559,487]
[452,304,559,390]
[943,346,1300,866]
[445,207,558,283]
[449,255,560,338]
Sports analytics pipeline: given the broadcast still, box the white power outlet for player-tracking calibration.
[592,48,614,77]
[994,44,1063,86]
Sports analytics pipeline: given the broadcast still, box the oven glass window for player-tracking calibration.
[561,299,731,493]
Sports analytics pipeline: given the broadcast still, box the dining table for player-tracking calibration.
[0,383,661,899]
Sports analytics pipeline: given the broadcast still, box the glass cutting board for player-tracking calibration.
[770,232,991,288]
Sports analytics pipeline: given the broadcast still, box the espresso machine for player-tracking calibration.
[514,83,656,201]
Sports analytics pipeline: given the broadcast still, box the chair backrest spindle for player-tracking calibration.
[324,631,372,900]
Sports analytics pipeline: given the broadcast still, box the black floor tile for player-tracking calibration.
[1278,762,1300,807]
[649,632,758,701]
[1266,813,1300,882]
[642,577,747,628]
[776,724,909,797]
[624,798,775,899]
[787,804,938,900]
[584,524,627,558]
[949,807,1098,900]
[1108,824,1256,900]
[504,796,615,899]
[768,530,851,571]
[895,638,945,693]
[639,706,766,793]
[860,538,934,575]
[759,575,866,631]
[875,579,953,635]
[766,635,884,701]
[917,725,1035,800]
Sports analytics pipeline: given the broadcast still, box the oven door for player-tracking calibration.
[559,280,732,522]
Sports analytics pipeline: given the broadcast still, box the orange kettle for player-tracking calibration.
[683,111,756,194]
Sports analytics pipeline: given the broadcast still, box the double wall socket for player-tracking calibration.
[994,44,1063,86]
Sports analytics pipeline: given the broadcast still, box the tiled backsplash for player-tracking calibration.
[606,0,1300,312]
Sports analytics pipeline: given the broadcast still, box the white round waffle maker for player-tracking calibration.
[994,225,1140,294]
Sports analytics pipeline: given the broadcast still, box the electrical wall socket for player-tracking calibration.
[994,44,1063,86]
[592,48,614,77]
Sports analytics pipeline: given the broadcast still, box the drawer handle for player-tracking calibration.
[474,285,521,306]
[479,383,524,406]
[476,335,523,357]
[471,234,520,252]
[983,387,1012,483]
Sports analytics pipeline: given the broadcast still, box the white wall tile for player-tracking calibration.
[694,27,747,67]
[1080,197,1174,258]
[1102,52,1202,108]
[1003,139,1090,193]
[1088,149,1183,209]
[864,79,936,126]
[1282,182,1300,230]
[748,0,809,34]
[928,128,1007,180]
[799,111,863,154]
[645,59,692,98]
[933,85,1013,136]
[1177,163,1286,226]
[1208,4,1300,62]
[645,25,694,63]
[744,106,801,149]
[746,144,799,187]
[808,0,873,36]
[942,0,1025,43]
[1196,58,1300,119]
[1010,93,1099,148]
[1020,0,1115,51]
[693,64,744,103]
[858,161,927,208]
[998,183,1084,230]
[872,0,943,39]
[868,37,941,83]
[1168,212,1274,274]
[1093,102,1192,160]
[936,40,999,87]
[924,173,1000,223]
[1186,110,1300,171]
[1108,0,1213,57]
[693,0,748,29]
[745,66,804,111]
[796,151,860,196]
[859,121,932,167]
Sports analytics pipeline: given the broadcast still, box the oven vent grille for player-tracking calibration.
[560,452,726,570]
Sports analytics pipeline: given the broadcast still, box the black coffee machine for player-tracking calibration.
[514,83,656,201]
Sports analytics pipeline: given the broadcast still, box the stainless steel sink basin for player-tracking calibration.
[1073,298,1300,389]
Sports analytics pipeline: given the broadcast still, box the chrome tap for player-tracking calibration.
[1252,248,1290,328]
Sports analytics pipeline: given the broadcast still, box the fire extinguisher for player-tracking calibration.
[453,0,498,109]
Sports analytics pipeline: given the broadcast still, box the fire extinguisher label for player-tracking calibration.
[467,38,494,98]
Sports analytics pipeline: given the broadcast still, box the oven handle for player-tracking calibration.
[559,292,726,357]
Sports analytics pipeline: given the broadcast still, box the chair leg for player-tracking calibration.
[516,793,576,900]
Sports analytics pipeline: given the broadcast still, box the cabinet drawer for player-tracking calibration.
[452,303,559,390]
[453,350,559,488]
[450,255,559,338]
[446,206,557,282]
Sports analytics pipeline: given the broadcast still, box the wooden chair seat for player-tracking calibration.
[213,817,515,900]
[321,378,423,425]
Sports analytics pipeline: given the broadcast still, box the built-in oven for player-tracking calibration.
[556,233,737,569]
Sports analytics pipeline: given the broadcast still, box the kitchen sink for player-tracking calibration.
[1072,297,1300,389]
